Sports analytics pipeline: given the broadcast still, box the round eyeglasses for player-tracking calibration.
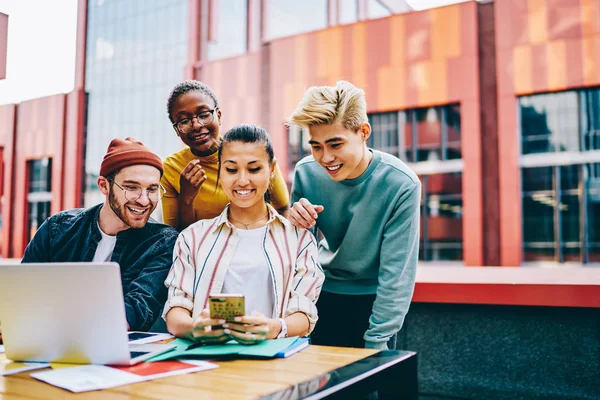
[173,109,217,135]
[107,178,166,202]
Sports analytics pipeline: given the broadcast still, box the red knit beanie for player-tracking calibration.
[99,137,163,177]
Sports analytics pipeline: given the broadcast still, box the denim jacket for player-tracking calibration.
[22,204,178,331]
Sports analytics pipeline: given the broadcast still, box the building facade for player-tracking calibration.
[0,0,598,267]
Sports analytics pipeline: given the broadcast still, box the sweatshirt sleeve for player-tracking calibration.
[364,180,421,349]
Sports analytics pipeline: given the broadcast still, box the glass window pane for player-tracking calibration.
[586,163,600,261]
[445,104,461,160]
[583,88,600,151]
[560,192,580,261]
[424,172,463,261]
[266,0,327,41]
[522,167,556,261]
[368,112,399,157]
[519,91,579,154]
[560,160,581,261]
[522,166,553,194]
[404,111,415,162]
[416,107,442,162]
[207,0,248,61]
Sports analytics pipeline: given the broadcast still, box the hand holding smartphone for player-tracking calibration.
[208,294,245,322]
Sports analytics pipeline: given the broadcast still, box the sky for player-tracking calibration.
[0,0,78,106]
[0,0,469,106]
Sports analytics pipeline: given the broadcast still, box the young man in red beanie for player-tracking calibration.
[20,137,178,331]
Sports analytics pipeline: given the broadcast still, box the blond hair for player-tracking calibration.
[288,80,368,132]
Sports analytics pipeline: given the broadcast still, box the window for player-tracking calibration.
[27,159,52,241]
[207,0,248,61]
[519,92,579,154]
[368,105,463,261]
[581,88,600,151]
[420,172,463,261]
[519,88,600,155]
[265,0,327,41]
[520,88,600,264]
[521,163,600,263]
[287,125,311,176]
[368,112,399,156]
[369,104,461,162]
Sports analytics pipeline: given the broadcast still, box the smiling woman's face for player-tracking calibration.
[219,141,274,211]
[170,91,222,156]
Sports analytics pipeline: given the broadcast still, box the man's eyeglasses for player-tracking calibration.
[107,178,166,202]
[172,109,217,135]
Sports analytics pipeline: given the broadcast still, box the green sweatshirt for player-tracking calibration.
[291,149,421,349]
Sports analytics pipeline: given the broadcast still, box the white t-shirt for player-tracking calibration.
[222,226,275,318]
[92,222,117,262]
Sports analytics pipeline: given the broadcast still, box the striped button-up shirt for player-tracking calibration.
[163,204,324,333]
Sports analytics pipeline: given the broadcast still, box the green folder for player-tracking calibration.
[147,337,302,362]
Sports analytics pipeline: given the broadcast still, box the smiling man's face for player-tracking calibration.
[308,122,372,181]
[107,165,161,229]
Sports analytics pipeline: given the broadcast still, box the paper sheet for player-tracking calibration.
[31,359,217,392]
[0,353,49,376]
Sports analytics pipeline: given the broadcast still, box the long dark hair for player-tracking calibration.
[217,124,274,203]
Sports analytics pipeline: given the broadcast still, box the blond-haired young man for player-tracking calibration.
[288,81,421,350]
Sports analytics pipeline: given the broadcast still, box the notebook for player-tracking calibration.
[147,337,309,362]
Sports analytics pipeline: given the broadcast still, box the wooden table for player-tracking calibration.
[0,345,417,399]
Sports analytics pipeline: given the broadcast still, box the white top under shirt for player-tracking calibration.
[92,222,117,262]
[221,226,275,318]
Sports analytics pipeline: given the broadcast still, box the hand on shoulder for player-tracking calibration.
[289,198,324,229]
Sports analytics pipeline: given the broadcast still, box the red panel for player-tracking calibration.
[73,0,88,89]
[497,95,522,266]
[459,1,478,58]
[461,100,483,266]
[547,0,583,41]
[530,43,548,92]
[0,13,7,80]
[0,104,16,257]
[565,38,585,88]
[341,24,354,80]
[413,282,600,308]
[14,95,68,257]
[365,18,391,109]
[404,9,431,62]
[495,0,529,49]
[186,0,201,80]
[63,89,86,209]
[366,18,391,71]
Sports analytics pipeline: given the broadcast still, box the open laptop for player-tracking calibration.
[0,262,175,365]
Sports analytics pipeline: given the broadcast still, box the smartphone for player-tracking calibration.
[209,294,245,321]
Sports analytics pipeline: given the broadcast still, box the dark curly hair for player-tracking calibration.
[166,80,220,122]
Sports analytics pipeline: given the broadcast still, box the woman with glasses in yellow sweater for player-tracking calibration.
[161,80,289,231]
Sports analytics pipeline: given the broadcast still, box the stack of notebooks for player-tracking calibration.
[147,336,310,362]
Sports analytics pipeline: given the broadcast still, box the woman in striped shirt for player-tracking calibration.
[163,124,324,344]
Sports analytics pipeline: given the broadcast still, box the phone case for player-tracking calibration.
[209,295,245,321]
